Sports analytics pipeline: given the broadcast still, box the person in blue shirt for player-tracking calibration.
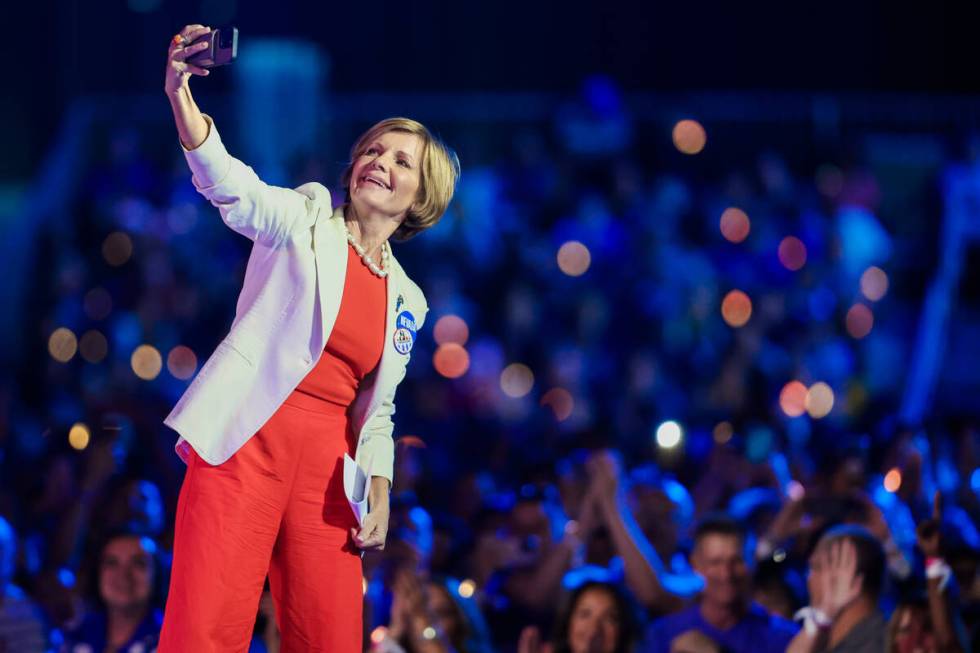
[60,531,163,653]
[640,515,798,653]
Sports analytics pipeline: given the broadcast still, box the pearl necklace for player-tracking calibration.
[344,224,390,278]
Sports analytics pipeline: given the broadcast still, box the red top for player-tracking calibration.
[289,243,387,410]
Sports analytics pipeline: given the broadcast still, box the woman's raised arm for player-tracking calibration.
[165,24,212,150]
[162,25,324,246]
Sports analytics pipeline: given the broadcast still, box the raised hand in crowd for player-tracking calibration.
[584,450,685,614]
[904,492,966,653]
[517,625,555,653]
[813,539,863,623]
[381,567,451,653]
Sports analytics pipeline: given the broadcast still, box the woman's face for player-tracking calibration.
[891,605,936,653]
[99,536,154,611]
[568,587,620,653]
[349,130,422,223]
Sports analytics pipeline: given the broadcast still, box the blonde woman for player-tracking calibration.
[158,24,459,652]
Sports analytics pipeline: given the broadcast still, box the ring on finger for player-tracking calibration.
[172,33,186,47]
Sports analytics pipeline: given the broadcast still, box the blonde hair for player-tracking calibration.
[341,117,460,241]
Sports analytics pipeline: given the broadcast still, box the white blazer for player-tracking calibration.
[163,116,427,482]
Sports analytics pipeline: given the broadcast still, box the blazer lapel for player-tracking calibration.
[365,251,403,418]
[312,206,349,352]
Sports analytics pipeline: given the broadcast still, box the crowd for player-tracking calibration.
[1,78,979,652]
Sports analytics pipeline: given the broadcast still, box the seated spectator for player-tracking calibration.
[0,516,47,653]
[787,525,885,653]
[640,515,797,653]
[518,580,639,653]
[60,531,163,653]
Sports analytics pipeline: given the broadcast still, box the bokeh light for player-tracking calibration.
[778,236,807,271]
[500,363,534,398]
[719,208,751,243]
[713,421,734,444]
[370,627,387,644]
[557,241,591,277]
[805,382,835,419]
[83,287,113,321]
[79,330,108,364]
[721,290,753,328]
[131,345,163,381]
[48,327,78,363]
[167,346,198,380]
[433,343,470,379]
[68,423,90,451]
[458,579,476,598]
[672,119,707,155]
[541,387,574,421]
[845,304,874,339]
[787,480,805,501]
[102,232,133,267]
[884,468,902,493]
[655,421,683,449]
[779,381,808,418]
[433,315,470,346]
[860,267,889,302]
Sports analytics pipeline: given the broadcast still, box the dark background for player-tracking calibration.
[3,0,975,179]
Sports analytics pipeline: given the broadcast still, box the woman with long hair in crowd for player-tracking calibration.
[518,580,639,653]
[158,23,459,652]
[60,531,164,652]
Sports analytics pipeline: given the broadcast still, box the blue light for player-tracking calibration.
[971,468,980,493]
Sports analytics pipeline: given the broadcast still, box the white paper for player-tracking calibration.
[344,453,370,526]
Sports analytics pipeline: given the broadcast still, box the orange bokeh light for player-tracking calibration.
[779,381,808,418]
[883,468,902,493]
[721,290,753,328]
[720,208,751,243]
[433,315,470,346]
[557,241,591,277]
[846,304,874,339]
[672,119,707,155]
[433,343,470,379]
[541,388,574,421]
[167,345,198,380]
[778,236,807,271]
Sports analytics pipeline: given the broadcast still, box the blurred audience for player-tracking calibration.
[3,81,980,651]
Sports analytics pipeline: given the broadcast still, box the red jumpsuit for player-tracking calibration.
[159,243,387,652]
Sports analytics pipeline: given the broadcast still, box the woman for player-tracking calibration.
[61,531,164,653]
[158,24,459,652]
[518,581,638,653]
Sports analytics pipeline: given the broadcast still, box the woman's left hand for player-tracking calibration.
[351,477,390,550]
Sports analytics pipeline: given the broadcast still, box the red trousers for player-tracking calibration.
[159,393,362,652]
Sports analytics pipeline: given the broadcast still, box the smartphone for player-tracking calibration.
[186,27,238,68]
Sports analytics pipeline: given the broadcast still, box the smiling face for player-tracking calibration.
[568,587,620,653]
[692,533,749,610]
[99,536,154,612]
[348,130,422,224]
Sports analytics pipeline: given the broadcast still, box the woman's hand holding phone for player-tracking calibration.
[165,24,212,95]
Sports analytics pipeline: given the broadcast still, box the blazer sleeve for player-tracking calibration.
[182,115,325,246]
[358,299,429,483]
